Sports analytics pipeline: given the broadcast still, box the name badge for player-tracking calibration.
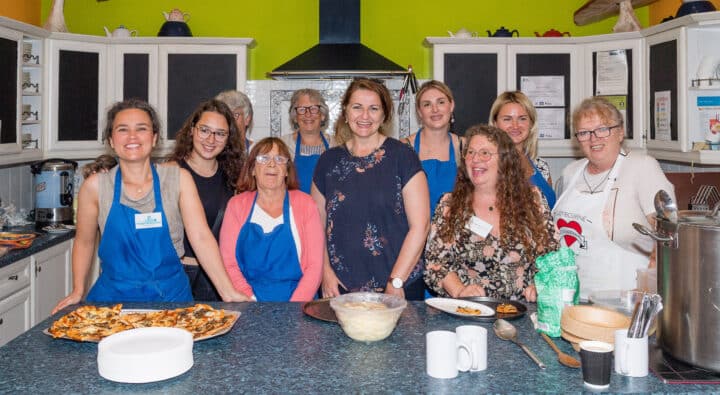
[465,215,492,238]
[135,212,163,229]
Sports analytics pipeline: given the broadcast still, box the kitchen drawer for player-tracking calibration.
[0,286,31,347]
[0,257,31,300]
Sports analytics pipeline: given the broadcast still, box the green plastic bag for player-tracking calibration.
[534,247,578,337]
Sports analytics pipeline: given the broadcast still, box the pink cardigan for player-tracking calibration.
[219,189,324,302]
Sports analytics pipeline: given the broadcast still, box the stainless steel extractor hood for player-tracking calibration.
[267,0,407,80]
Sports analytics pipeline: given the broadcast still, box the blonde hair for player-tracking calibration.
[489,91,539,159]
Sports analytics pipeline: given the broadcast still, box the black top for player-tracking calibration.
[179,159,233,258]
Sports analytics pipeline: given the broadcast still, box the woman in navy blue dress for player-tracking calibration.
[311,78,430,301]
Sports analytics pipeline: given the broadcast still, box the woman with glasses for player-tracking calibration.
[553,97,674,299]
[168,99,246,300]
[216,90,255,153]
[424,124,556,301]
[219,137,323,301]
[312,78,430,300]
[52,99,249,313]
[281,89,336,194]
[489,91,556,208]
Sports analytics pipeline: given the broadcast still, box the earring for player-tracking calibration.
[450,113,455,124]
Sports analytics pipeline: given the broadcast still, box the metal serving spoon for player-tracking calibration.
[493,319,546,369]
[654,190,677,223]
[540,332,581,368]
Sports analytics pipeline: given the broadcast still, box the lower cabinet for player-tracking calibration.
[31,239,72,326]
[0,257,32,347]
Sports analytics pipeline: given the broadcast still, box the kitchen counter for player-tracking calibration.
[0,302,717,393]
[0,227,75,269]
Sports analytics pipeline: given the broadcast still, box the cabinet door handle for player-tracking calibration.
[0,318,3,325]
[8,275,18,281]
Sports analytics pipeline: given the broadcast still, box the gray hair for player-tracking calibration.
[288,88,329,130]
[216,90,254,131]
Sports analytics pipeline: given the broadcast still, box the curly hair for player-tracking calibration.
[488,91,539,159]
[438,124,552,262]
[236,137,300,192]
[168,99,246,191]
[334,78,394,145]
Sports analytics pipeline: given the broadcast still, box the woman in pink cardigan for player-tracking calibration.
[219,137,324,301]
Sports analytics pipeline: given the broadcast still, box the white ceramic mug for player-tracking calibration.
[426,330,472,379]
[455,325,487,372]
[614,329,649,377]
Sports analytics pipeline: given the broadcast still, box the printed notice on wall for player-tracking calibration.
[520,76,564,107]
[654,91,672,141]
[536,108,565,140]
[697,96,720,143]
[603,95,629,136]
[595,50,628,96]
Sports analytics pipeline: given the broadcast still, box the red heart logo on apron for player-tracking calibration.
[557,219,583,246]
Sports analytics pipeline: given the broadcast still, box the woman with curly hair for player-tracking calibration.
[167,99,246,300]
[424,124,557,301]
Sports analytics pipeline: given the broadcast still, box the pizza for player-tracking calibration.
[456,305,484,315]
[496,303,518,314]
[48,304,237,341]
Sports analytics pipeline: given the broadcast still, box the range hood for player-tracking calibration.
[268,0,407,80]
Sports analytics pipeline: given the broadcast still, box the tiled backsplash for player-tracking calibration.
[0,164,35,212]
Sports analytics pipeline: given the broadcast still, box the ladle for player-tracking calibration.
[493,319,546,369]
[540,332,581,368]
[654,190,677,222]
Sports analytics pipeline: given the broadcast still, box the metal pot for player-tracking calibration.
[634,209,720,372]
[30,159,78,226]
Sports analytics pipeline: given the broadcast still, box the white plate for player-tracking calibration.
[43,226,71,234]
[425,297,495,317]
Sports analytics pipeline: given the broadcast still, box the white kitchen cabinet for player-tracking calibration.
[0,26,23,157]
[0,257,31,346]
[31,239,72,326]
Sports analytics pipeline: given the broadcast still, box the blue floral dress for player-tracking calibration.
[313,138,424,299]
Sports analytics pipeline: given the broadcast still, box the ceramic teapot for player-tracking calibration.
[163,8,190,22]
[448,28,477,38]
[535,29,571,37]
[103,25,138,38]
[487,26,519,37]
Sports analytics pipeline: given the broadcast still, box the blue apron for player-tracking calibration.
[235,191,303,301]
[528,157,556,209]
[88,165,192,302]
[415,131,457,215]
[294,133,329,194]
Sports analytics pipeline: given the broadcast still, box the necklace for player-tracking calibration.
[348,136,383,157]
[582,162,616,194]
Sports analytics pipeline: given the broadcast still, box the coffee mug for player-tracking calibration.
[579,340,614,389]
[426,330,472,379]
[614,329,648,377]
[455,325,487,372]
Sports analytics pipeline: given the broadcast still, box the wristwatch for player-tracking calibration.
[389,277,404,289]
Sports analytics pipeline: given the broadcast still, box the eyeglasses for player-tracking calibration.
[574,124,620,141]
[466,149,498,161]
[295,105,321,115]
[256,154,289,165]
[195,125,229,141]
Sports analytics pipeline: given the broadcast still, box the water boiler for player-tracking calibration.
[31,159,78,226]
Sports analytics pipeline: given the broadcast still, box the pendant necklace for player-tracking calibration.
[582,161,616,194]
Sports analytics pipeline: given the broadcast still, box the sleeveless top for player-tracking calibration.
[98,165,185,256]
[178,159,234,258]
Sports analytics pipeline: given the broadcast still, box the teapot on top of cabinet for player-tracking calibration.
[535,29,571,37]
[163,8,190,22]
[103,25,138,38]
[487,27,519,37]
[448,28,478,38]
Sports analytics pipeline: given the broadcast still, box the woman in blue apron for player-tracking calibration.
[281,89,336,194]
[216,90,254,153]
[219,138,324,302]
[52,99,249,313]
[490,91,556,208]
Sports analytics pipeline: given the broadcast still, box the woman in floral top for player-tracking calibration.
[312,78,430,300]
[424,124,557,301]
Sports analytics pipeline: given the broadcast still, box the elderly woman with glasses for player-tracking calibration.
[424,124,557,302]
[216,90,255,153]
[553,97,674,299]
[219,137,324,301]
[281,89,336,194]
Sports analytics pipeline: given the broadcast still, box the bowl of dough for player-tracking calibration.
[330,292,407,342]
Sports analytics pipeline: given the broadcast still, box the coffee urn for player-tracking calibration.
[31,159,78,226]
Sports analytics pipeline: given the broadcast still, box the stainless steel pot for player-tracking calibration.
[634,209,720,372]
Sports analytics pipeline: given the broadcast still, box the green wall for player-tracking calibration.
[44,0,648,80]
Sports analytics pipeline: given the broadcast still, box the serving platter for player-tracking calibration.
[42,224,75,234]
[462,296,528,321]
[425,297,495,318]
[302,299,337,323]
[425,296,527,321]
[0,232,36,249]
[44,308,241,342]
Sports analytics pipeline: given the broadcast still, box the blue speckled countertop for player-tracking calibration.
[0,226,75,269]
[0,301,716,393]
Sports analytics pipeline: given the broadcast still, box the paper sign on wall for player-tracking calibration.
[520,76,565,107]
[654,91,672,141]
[595,50,628,96]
